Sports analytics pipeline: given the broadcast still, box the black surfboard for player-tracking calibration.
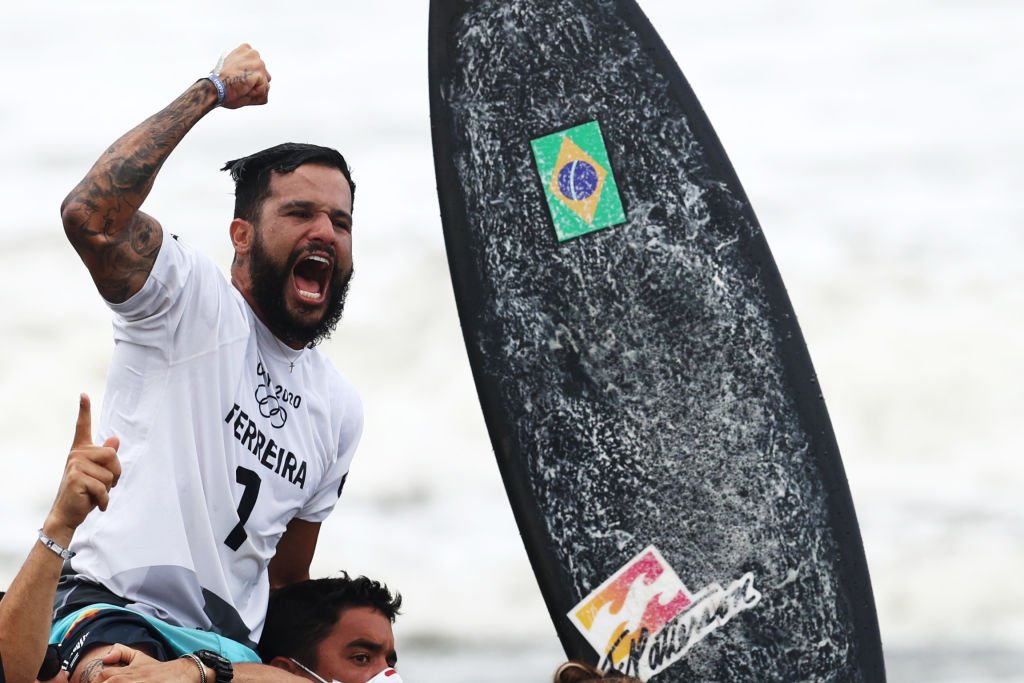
[428,2,885,680]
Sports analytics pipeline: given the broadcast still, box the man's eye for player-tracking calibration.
[351,654,371,665]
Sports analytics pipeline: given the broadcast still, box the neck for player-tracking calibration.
[272,330,306,351]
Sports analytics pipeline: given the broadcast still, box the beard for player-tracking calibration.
[248,231,352,348]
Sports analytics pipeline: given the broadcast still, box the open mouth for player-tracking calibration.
[292,254,332,304]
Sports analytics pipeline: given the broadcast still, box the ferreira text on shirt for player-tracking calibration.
[224,403,308,489]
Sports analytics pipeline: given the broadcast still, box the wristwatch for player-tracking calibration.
[194,650,234,683]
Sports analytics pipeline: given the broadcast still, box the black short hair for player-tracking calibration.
[222,143,356,223]
[258,573,401,665]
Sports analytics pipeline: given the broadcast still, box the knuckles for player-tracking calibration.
[65,447,121,486]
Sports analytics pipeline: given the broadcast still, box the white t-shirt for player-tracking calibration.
[61,235,363,649]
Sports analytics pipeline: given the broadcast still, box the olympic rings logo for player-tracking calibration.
[255,382,288,428]
[254,361,303,429]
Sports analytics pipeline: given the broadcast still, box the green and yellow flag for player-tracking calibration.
[531,121,626,241]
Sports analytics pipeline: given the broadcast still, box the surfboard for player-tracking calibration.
[428,2,885,680]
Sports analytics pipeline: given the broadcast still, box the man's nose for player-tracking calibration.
[308,211,335,242]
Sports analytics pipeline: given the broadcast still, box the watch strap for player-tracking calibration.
[193,649,234,683]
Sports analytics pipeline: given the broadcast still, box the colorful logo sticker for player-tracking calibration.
[568,545,762,680]
[530,121,626,241]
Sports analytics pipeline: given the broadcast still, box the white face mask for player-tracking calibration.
[289,658,404,683]
[365,670,402,683]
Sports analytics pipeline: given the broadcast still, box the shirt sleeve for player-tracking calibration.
[297,385,364,523]
[107,235,232,350]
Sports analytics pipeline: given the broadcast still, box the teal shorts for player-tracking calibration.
[51,604,261,663]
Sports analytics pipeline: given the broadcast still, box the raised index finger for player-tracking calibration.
[73,392,94,448]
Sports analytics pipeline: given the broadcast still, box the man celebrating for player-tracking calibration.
[54,43,363,660]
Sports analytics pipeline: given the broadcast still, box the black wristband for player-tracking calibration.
[193,650,233,683]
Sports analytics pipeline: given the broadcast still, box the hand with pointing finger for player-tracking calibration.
[42,393,122,545]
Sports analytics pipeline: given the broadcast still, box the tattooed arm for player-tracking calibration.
[60,44,271,303]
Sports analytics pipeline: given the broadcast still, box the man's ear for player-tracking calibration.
[230,218,254,255]
[269,656,303,674]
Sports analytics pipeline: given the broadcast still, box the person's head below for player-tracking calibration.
[553,661,643,683]
[222,143,357,348]
[259,573,401,683]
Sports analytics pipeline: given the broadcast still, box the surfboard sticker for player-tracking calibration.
[568,545,762,680]
[530,121,626,241]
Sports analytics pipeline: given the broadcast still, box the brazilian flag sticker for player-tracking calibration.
[530,121,626,242]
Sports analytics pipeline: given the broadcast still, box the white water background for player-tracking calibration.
[1,2,1021,681]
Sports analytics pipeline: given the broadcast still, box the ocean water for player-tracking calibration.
[1,1,1021,681]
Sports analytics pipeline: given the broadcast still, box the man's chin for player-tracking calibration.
[279,310,325,344]
[287,298,323,317]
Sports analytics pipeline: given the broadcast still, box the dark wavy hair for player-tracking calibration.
[222,142,356,223]
[553,661,642,683]
[258,573,401,666]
